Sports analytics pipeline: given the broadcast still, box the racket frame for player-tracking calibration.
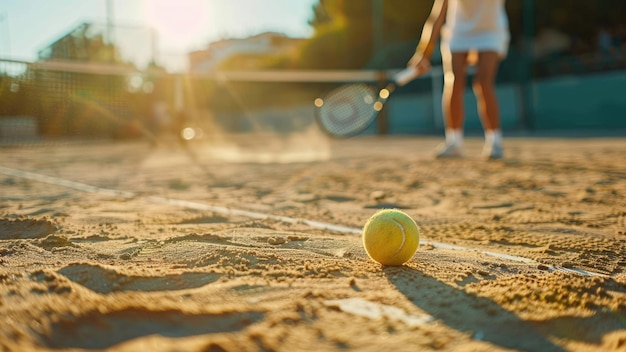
[314,67,419,138]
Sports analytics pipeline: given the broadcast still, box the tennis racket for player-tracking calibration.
[314,67,422,137]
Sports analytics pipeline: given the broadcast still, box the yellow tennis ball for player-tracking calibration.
[362,209,420,266]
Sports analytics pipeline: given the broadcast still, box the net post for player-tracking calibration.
[376,71,389,135]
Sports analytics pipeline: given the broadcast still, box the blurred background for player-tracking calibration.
[0,0,625,144]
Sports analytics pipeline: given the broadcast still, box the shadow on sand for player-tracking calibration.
[384,266,566,352]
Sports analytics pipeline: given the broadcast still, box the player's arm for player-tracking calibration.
[408,0,448,71]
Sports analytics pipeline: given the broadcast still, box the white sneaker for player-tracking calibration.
[434,143,463,158]
[482,143,504,160]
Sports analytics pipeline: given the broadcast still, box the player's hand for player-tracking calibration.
[408,53,431,76]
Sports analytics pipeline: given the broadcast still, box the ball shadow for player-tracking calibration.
[384,266,566,352]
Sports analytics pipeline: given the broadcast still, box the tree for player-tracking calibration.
[298,0,626,70]
[308,0,332,29]
[297,0,373,69]
[297,0,434,69]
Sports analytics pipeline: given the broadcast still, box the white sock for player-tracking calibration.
[485,129,502,147]
[445,128,463,147]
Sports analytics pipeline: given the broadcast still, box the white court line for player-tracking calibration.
[0,166,609,278]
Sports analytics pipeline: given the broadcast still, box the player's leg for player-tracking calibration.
[473,51,503,159]
[435,50,469,158]
[444,51,469,130]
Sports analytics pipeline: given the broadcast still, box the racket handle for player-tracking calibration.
[393,67,420,86]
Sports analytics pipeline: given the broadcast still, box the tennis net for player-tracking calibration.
[0,58,442,146]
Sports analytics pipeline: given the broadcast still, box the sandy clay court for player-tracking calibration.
[0,133,625,351]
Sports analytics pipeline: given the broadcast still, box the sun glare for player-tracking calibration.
[143,0,211,50]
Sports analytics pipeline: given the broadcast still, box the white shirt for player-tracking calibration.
[447,0,508,35]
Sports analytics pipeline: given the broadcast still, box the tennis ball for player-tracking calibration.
[362,209,420,266]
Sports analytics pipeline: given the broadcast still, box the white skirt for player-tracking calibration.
[442,29,510,58]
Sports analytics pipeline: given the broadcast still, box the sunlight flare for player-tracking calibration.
[143,0,211,49]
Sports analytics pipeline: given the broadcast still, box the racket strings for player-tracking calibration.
[317,84,378,136]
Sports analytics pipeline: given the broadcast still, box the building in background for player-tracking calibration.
[188,32,305,72]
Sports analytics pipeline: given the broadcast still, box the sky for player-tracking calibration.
[0,0,318,69]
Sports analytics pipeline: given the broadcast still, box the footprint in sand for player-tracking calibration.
[57,263,220,294]
[43,308,264,350]
[0,218,57,239]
